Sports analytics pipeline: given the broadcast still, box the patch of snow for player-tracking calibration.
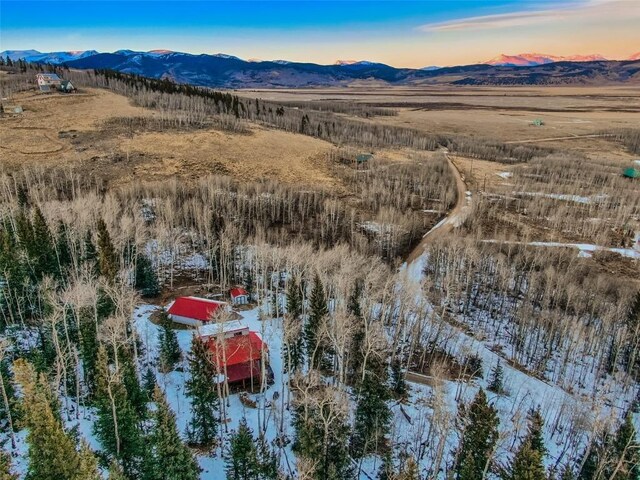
[516,191,608,204]
[482,239,640,259]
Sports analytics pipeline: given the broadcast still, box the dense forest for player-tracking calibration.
[0,61,639,479]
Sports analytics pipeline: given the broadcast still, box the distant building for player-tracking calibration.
[198,321,271,388]
[166,296,230,326]
[356,153,373,164]
[36,73,62,91]
[35,73,75,93]
[230,287,249,305]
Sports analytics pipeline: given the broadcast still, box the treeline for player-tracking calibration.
[603,128,640,155]
[464,153,640,247]
[0,158,451,325]
[63,68,550,163]
[274,99,397,118]
[1,173,638,479]
[424,237,640,387]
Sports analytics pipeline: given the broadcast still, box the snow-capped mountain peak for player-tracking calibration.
[485,52,609,67]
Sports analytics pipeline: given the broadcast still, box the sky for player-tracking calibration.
[1,0,638,68]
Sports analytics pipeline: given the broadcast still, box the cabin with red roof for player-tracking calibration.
[199,324,271,389]
[229,287,249,305]
[166,296,230,326]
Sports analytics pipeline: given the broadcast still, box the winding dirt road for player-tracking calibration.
[504,133,612,144]
[406,150,470,265]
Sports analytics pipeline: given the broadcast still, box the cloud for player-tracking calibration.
[418,0,638,32]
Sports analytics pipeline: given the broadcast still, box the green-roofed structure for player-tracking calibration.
[623,166,640,179]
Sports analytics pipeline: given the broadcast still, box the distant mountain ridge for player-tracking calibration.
[2,49,99,63]
[2,49,639,87]
[484,52,614,67]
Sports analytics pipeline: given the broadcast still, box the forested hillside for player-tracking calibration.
[1,64,639,480]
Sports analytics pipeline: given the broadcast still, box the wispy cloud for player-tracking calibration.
[418,0,638,32]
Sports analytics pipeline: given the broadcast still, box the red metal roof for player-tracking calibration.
[230,287,248,298]
[167,297,226,323]
[224,362,262,383]
[206,331,267,367]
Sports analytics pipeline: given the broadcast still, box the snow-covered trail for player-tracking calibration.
[399,221,638,473]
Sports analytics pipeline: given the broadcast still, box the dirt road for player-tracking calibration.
[504,133,612,144]
[405,150,470,264]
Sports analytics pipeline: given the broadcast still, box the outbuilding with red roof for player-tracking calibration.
[167,296,230,326]
[229,287,249,305]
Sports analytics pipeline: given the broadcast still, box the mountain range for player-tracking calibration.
[2,49,639,87]
[484,53,613,67]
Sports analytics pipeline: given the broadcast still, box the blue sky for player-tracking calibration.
[1,1,638,67]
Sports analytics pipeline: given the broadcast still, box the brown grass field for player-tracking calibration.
[0,88,337,187]
[246,85,640,160]
[1,84,638,189]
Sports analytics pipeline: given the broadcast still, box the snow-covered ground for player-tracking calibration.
[481,239,640,259]
[134,304,294,477]
[399,241,639,476]
[515,191,609,204]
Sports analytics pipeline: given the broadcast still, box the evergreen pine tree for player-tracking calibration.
[507,439,546,480]
[143,366,157,399]
[488,362,505,395]
[134,253,160,297]
[559,465,576,480]
[0,448,18,480]
[76,441,101,480]
[107,461,128,480]
[390,360,407,398]
[16,184,29,208]
[578,413,639,480]
[185,336,219,448]
[78,309,99,398]
[0,357,19,438]
[54,220,72,274]
[293,401,353,480]
[145,387,200,480]
[96,218,119,282]
[158,312,181,372]
[120,354,148,418]
[455,389,499,480]
[30,206,58,279]
[525,408,546,458]
[305,274,328,369]
[347,279,365,385]
[225,417,260,480]
[284,276,304,373]
[578,440,601,480]
[83,230,99,274]
[12,359,100,480]
[93,346,146,478]
[256,434,279,479]
[351,365,392,458]
[609,413,639,480]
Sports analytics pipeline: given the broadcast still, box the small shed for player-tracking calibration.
[623,167,640,179]
[230,287,250,305]
[356,153,374,164]
[58,80,76,93]
[166,296,230,326]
